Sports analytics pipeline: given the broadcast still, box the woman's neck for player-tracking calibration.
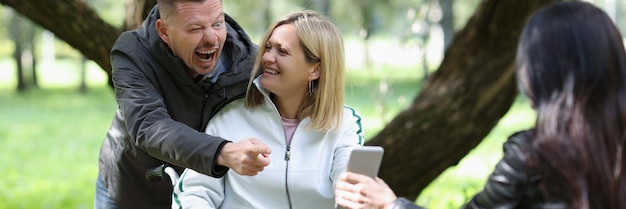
[271,93,307,119]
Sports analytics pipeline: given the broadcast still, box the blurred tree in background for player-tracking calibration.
[6,8,38,91]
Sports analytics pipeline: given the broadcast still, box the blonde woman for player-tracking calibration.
[172,10,364,209]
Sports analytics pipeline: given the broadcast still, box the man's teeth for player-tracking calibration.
[197,49,215,61]
[265,69,279,75]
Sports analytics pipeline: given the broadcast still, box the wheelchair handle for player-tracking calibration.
[145,164,167,183]
[146,164,180,186]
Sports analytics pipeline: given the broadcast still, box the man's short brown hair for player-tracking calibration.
[156,0,208,22]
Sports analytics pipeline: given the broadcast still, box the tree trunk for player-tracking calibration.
[316,0,330,17]
[265,0,273,28]
[366,0,557,200]
[9,9,26,91]
[440,0,454,50]
[79,56,88,94]
[123,0,157,31]
[14,42,26,91]
[0,0,121,87]
[31,35,38,88]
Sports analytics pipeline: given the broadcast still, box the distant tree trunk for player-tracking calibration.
[365,0,558,200]
[24,25,38,88]
[79,56,88,94]
[31,33,38,88]
[14,43,26,91]
[358,0,375,67]
[123,0,157,31]
[9,9,26,91]
[315,0,330,17]
[440,0,454,50]
[265,0,273,27]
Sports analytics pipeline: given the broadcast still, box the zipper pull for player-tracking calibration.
[284,146,291,161]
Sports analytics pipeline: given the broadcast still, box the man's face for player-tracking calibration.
[156,0,227,78]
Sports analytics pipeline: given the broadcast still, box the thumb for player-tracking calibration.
[250,138,271,155]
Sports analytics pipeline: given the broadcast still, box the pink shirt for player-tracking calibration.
[281,117,299,145]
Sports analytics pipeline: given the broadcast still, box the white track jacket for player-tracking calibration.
[172,79,365,209]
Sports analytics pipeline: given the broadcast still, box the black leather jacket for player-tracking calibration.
[97,5,257,209]
[463,130,566,209]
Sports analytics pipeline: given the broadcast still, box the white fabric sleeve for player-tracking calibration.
[171,168,225,209]
[331,107,366,185]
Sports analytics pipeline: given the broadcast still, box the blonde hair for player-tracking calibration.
[245,10,345,131]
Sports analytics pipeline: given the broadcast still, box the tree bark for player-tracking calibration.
[123,0,157,30]
[366,0,557,200]
[0,0,121,87]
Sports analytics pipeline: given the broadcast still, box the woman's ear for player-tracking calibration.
[309,65,320,80]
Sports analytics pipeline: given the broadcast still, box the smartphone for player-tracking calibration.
[345,146,384,178]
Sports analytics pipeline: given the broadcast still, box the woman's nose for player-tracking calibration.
[262,50,275,63]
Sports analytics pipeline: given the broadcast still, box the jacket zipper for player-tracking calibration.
[284,145,292,209]
[199,93,208,127]
[265,90,294,209]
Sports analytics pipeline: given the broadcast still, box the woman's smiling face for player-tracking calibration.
[260,24,319,98]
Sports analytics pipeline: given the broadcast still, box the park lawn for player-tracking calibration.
[0,56,534,208]
[0,87,115,208]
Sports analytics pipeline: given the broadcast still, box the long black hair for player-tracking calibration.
[517,1,626,208]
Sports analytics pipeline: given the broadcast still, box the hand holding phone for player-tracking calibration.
[337,146,385,209]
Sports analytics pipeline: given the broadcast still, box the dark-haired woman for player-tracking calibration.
[334,1,626,208]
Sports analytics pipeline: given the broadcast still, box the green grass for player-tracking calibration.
[0,51,534,208]
[0,57,115,208]
[0,87,115,209]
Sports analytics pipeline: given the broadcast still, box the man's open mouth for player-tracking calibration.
[196,49,216,62]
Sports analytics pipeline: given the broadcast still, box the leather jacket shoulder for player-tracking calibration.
[463,130,567,209]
